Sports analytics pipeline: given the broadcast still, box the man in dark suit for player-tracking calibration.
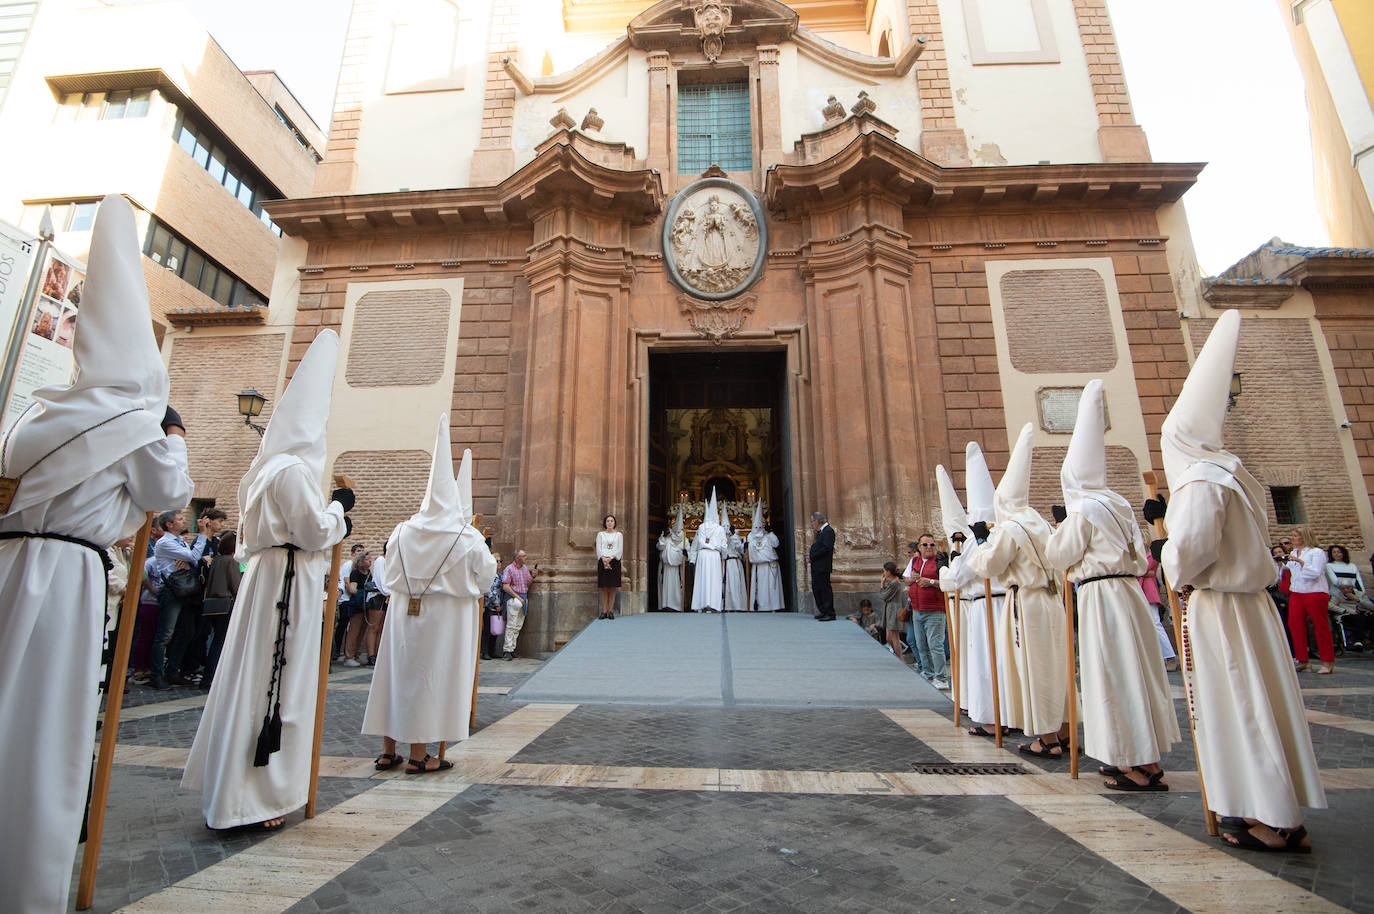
[807,511,836,621]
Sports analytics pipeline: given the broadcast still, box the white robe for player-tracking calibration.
[748,531,785,612]
[363,526,495,744]
[0,437,192,914]
[691,526,726,611]
[1163,478,1325,827]
[968,523,1068,737]
[183,458,346,828]
[724,534,747,612]
[658,534,685,611]
[1049,514,1180,766]
[944,545,1017,728]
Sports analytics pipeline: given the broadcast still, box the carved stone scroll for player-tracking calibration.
[678,292,756,343]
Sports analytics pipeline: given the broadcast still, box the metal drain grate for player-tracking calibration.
[909,762,1029,776]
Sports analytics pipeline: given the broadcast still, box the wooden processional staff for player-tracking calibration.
[1063,571,1080,779]
[940,539,961,731]
[983,579,1002,748]
[307,474,353,819]
[76,513,154,911]
[1142,471,1218,836]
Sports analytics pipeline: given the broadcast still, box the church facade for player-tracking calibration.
[163,0,1373,651]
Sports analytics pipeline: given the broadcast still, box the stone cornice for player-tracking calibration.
[765,128,1204,215]
[265,132,663,237]
[166,304,268,328]
[1279,256,1374,291]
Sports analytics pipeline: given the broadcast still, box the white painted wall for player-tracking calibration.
[778,44,925,157]
[939,0,1102,164]
[512,51,649,170]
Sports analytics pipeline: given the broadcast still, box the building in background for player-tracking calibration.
[1283,0,1374,248]
[146,0,1370,655]
[0,0,324,516]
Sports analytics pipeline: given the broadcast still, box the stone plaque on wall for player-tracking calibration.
[1038,386,1109,433]
[663,177,767,301]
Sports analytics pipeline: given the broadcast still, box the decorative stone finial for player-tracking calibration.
[581,108,603,132]
[851,91,877,117]
[549,107,576,130]
[822,95,845,123]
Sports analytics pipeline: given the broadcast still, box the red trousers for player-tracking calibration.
[1288,591,1334,664]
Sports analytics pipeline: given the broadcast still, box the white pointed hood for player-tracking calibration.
[1062,380,1140,555]
[964,442,996,526]
[671,503,685,542]
[456,446,473,526]
[2,195,168,514]
[994,423,1052,543]
[239,330,339,510]
[936,464,975,545]
[1161,310,1268,526]
[410,414,461,532]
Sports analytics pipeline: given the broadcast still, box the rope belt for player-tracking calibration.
[1077,572,1136,586]
[254,544,298,768]
[969,592,1007,601]
[0,530,113,573]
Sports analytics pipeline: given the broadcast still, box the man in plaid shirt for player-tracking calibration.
[500,550,537,659]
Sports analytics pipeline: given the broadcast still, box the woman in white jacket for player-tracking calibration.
[596,514,623,620]
[1286,525,1334,674]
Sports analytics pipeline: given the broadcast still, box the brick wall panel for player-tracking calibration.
[332,449,431,554]
[1001,268,1116,373]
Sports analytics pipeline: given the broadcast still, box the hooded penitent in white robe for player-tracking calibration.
[363,418,495,745]
[0,196,194,914]
[724,530,748,612]
[691,489,726,611]
[658,506,686,611]
[964,441,1021,730]
[1160,311,1324,828]
[936,465,997,728]
[748,500,784,612]
[1048,380,1179,767]
[183,331,348,829]
[967,424,1069,738]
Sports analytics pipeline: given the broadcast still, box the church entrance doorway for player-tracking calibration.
[647,349,794,612]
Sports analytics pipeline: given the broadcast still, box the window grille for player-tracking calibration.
[1271,486,1302,526]
[677,81,751,173]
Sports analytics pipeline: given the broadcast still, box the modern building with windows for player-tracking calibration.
[0,0,325,514]
[0,0,323,328]
[160,0,1369,652]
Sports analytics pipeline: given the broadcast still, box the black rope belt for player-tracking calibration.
[0,530,113,573]
[969,592,1007,601]
[254,544,298,768]
[1077,572,1136,586]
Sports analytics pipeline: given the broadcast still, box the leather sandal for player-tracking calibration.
[374,753,403,771]
[405,754,454,775]
[1222,823,1311,854]
[1018,738,1064,759]
[1104,767,1169,792]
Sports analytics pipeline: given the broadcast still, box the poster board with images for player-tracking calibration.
[0,220,39,391]
[3,245,85,434]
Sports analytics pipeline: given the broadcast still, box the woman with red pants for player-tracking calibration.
[1286,526,1334,674]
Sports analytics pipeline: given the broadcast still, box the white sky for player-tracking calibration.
[189,0,1330,276]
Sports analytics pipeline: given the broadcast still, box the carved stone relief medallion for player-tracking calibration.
[662,177,767,302]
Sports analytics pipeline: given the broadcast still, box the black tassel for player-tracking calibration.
[253,704,282,767]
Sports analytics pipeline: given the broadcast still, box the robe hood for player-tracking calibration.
[993,424,1052,542]
[964,442,996,526]
[2,195,168,515]
[238,330,339,507]
[410,414,462,532]
[1062,379,1140,554]
[1160,310,1268,525]
[747,499,767,547]
[671,503,685,544]
[936,464,975,545]
[457,446,473,526]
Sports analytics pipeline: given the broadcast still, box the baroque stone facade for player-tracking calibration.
[165,0,1372,651]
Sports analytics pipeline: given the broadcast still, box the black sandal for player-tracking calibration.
[1018,739,1064,759]
[1218,816,1249,831]
[968,726,999,738]
[374,753,403,771]
[1104,767,1169,792]
[405,754,454,775]
[1221,824,1311,854]
[1099,765,1127,777]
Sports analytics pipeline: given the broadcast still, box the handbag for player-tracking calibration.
[164,567,201,600]
[202,595,233,616]
[489,613,506,635]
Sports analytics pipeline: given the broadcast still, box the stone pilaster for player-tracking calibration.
[313,0,378,195]
[469,0,522,184]
[1071,0,1151,162]
[646,51,671,177]
[904,0,969,165]
[757,45,783,168]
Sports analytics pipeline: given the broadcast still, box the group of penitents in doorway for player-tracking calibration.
[652,494,785,615]
[0,199,1328,914]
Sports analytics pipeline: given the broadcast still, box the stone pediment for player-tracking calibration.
[627,0,798,51]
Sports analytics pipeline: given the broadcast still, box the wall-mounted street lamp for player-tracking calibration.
[1227,372,1242,412]
[236,388,268,436]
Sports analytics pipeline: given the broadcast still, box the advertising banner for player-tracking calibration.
[2,244,85,434]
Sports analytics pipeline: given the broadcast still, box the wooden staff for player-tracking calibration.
[77,513,154,910]
[1143,471,1218,837]
[1064,571,1079,779]
[940,539,960,730]
[307,473,352,819]
[984,578,1002,748]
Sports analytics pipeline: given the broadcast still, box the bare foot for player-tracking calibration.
[262,816,285,829]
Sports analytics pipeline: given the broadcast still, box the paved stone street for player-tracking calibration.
[73,614,1374,913]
